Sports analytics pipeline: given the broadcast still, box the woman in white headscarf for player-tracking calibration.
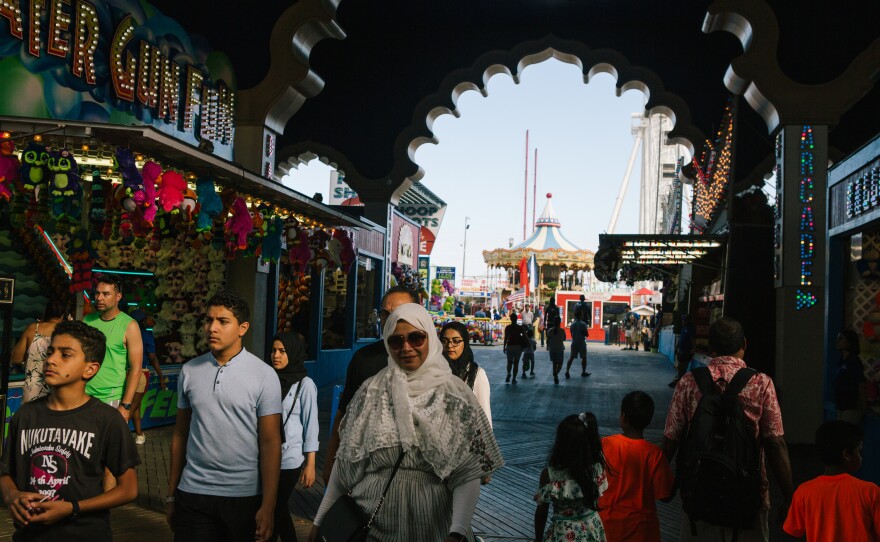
[310,303,503,541]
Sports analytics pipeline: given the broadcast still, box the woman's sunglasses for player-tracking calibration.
[387,331,428,350]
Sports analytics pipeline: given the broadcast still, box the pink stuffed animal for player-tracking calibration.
[0,136,20,201]
[224,197,253,251]
[157,170,186,212]
[289,229,312,274]
[140,161,161,223]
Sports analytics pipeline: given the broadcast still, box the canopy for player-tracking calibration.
[633,287,656,295]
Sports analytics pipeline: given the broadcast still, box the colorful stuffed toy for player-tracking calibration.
[19,142,48,193]
[139,161,161,224]
[262,216,284,263]
[0,135,20,201]
[48,149,82,220]
[88,172,111,231]
[329,229,356,273]
[157,170,187,212]
[224,196,253,255]
[195,177,222,233]
[114,148,143,202]
[289,228,312,275]
[308,229,332,271]
[68,229,95,292]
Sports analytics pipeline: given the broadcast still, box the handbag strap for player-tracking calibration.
[282,380,304,430]
[364,451,406,530]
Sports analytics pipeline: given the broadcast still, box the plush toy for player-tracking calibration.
[287,227,311,274]
[139,161,161,224]
[19,142,48,193]
[308,229,331,270]
[68,229,95,292]
[157,170,187,212]
[88,172,110,228]
[261,216,284,263]
[223,197,253,256]
[329,229,356,273]
[181,188,198,223]
[114,148,143,203]
[0,135,20,201]
[195,177,222,233]
[48,149,83,220]
[111,184,134,245]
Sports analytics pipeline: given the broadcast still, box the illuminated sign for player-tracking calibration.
[0,1,236,158]
[795,125,816,310]
[845,166,880,219]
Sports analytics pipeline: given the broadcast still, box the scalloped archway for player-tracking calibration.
[277,35,706,206]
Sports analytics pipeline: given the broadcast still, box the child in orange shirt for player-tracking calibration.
[598,391,673,542]
[784,420,880,541]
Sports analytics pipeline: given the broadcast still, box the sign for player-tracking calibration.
[397,225,414,264]
[0,1,237,159]
[461,277,488,292]
[418,256,429,292]
[134,371,179,429]
[436,266,455,281]
[0,276,13,304]
[390,211,418,268]
[329,170,358,205]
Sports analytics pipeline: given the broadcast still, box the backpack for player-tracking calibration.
[677,366,761,539]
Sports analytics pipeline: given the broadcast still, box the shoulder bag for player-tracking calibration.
[317,451,406,542]
[281,380,304,445]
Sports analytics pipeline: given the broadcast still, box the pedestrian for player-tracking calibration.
[0,321,140,540]
[83,274,143,421]
[522,328,537,378]
[454,302,465,318]
[503,312,528,384]
[533,412,608,542]
[441,320,492,425]
[492,308,501,321]
[669,314,695,387]
[783,420,880,540]
[631,316,642,352]
[309,303,503,541]
[662,317,794,542]
[547,316,566,384]
[546,299,560,329]
[521,304,535,332]
[834,329,866,425]
[565,311,590,378]
[536,304,545,347]
[323,286,419,485]
[574,295,590,327]
[623,314,634,351]
[130,310,166,445]
[598,391,673,542]
[167,291,282,542]
[11,298,70,403]
[270,332,319,542]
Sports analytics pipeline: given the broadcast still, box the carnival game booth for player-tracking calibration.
[483,193,594,310]
[554,289,635,342]
[826,132,880,484]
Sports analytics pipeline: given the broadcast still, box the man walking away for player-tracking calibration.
[662,317,793,542]
[565,311,590,378]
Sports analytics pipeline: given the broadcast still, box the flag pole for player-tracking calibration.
[533,148,538,231]
[523,130,529,241]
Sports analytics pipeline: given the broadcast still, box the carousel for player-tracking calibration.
[482,193,594,305]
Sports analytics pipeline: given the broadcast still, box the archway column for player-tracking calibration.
[773,124,827,443]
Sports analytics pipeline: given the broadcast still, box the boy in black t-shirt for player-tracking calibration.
[1,321,140,541]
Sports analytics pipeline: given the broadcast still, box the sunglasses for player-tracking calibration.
[387,331,428,350]
[440,337,464,346]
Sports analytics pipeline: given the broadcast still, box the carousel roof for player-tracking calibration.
[482,193,594,269]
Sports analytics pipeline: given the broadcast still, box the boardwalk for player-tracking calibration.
[1,343,815,541]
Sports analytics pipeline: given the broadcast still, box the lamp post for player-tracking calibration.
[462,216,470,286]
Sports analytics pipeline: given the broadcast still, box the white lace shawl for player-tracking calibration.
[337,303,500,481]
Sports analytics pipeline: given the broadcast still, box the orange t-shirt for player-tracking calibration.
[783,473,880,541]
[597,434,674,542]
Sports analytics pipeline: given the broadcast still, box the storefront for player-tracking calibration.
[553,290,632,342]
[826,132,880,484]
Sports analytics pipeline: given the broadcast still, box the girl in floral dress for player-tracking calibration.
[534,412,608,542]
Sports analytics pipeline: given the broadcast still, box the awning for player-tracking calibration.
[594,234,727,282]
[0,117,363,229]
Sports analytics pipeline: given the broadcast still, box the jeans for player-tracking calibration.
[273,468,303,541]
[506,346,523,378]
[173,489,262,542]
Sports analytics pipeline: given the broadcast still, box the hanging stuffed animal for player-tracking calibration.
[308,229,332,271]
[0,134,20,201]
[68,229,95,292]
[329,228,356,273]
[139,161,161,224]
[195,177,222,233]
[19,142,48,194]
[157,170,187,212]
[261,216,284,263]
[88,171,111,232]
[114,148,143,207]
[224,196,253,256]
[181,188,198,223]
[112,184,134,245]
[289,228,312,275]
[48,149,83,220]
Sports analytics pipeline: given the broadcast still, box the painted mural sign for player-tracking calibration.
[0,0,237,159]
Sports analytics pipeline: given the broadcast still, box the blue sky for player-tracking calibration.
[282,59,649,283]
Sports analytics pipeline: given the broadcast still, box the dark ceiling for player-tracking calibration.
[152,0,879,188]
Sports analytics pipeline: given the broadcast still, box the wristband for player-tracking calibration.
[70,499,80,519]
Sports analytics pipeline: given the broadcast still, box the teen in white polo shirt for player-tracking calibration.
[165,291,282,542]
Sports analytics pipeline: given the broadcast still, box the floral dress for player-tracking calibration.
[535,464,608,542]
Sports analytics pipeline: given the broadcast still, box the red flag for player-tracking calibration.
[519,256,529,297]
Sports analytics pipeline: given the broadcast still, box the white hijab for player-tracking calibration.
[337,303,488,479]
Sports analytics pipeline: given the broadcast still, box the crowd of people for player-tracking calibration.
[2,279,879,541]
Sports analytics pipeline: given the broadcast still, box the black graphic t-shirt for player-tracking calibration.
[0,396,141,541]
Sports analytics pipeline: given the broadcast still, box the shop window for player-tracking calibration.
[277,253,312,347]
[355,257,380,339]
[322,268,348,349]
[565,300,592,328]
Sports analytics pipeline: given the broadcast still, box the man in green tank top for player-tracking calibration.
[83,274,143,422]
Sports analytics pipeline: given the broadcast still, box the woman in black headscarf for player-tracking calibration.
[440,321,492,426]
[270,332,318,541]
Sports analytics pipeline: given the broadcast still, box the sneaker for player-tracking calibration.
[582,372,591,377]
[134,434,146,445]
[554,375,559,384]
[506,374,511,383]
[530,372,535,376]
[512,378,517,385]
[565,372,570,380]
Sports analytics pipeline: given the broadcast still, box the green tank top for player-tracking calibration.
[84,311,134,403]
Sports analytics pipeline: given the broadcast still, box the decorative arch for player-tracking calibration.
[277,35,708,205]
